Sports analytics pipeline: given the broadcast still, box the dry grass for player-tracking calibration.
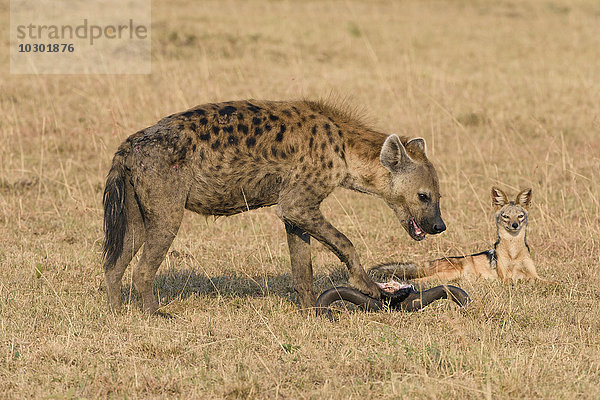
[1,0,600,398]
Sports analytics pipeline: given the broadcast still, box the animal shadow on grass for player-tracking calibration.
[119,265,353,309]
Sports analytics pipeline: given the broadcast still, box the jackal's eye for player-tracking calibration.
[418,193,430,203]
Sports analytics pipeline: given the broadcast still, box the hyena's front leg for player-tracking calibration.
[277,202,380,301]
[284,222,315,310]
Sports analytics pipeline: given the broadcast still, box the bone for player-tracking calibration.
[316,283,470,318]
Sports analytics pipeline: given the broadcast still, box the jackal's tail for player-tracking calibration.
[369,262,426,280]
[102,146,129,270]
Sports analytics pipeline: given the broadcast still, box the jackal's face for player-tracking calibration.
[379,135,445,241]
[492,187,531,236]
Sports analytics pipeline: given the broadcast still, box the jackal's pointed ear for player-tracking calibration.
[404,138,427,161]
[380,134,409,171]
[515,188,532,209]
[491,187,508,210]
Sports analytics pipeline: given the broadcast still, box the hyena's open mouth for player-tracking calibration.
[408,217,426,241]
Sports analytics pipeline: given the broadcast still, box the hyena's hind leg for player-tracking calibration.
[131,183,186,315]
[105,181,145,311]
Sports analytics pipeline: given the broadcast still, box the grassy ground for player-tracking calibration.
[1,0,600,398]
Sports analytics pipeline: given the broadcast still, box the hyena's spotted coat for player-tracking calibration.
[103,100,446,315]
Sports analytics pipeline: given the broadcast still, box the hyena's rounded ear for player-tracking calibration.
[380,134,409,171]
[491,187,508,210]
[515,188,532,209]
[404,138,427,161]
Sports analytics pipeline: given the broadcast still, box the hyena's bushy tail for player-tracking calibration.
[102,145,129,271]
[369,262,425,280]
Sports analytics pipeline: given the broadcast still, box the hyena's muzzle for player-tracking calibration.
[407,204,446,241]
[419,205,446,235]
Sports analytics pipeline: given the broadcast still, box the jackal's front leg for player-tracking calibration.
[277,203,380,300]
[495,257,511,282]
[522,257,556,284]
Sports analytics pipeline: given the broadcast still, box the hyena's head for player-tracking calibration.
[379,134,445,241]
[491,187,531,236]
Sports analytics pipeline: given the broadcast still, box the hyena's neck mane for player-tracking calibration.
[304,100,409,196]
[304,99,409,159]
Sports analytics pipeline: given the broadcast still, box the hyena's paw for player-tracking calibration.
[349,272,381,299]
[154,310,174,319]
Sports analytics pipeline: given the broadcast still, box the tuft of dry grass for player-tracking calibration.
[1,0,600,398]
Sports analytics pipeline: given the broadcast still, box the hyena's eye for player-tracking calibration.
[518,214,525,219]
[418,193,430,203]
[501,214,509,219]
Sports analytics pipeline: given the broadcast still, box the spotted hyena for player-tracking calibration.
[103,100,446,315]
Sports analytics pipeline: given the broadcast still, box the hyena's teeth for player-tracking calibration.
[411,218,424,236]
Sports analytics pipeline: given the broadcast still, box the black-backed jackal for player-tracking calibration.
[371,187,550,283]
